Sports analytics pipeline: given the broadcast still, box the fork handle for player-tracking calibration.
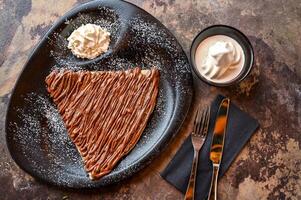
[208,164,219,200]
[184,150,199,200]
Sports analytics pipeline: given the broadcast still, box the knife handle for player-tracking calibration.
[208,164,219,200]
[184,150,199,200]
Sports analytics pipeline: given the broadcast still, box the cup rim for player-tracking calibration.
[189,24,254,87]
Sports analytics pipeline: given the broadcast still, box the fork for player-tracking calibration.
[184,106,210,200]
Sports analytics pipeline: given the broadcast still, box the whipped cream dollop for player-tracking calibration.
[202,41,241,79]
[195,35,245,83]
[67,24,111,59]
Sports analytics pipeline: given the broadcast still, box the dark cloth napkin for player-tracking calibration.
[161,95,259,199]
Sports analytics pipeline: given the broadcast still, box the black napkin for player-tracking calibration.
[161,95,259,199]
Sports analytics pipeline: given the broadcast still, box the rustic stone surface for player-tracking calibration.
[0,0,300,199]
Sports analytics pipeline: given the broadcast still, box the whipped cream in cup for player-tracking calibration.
[190,25,254,87]
[196,35,245,83]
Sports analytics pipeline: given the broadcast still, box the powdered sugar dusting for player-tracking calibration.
[10,93,85,185]
[130,16,190,73]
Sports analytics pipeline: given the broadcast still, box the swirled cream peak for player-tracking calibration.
[202,41,241,78]
[67,24,111,59]
[195,35,245,83]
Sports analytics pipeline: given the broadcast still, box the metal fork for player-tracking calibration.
[184,106,210,200]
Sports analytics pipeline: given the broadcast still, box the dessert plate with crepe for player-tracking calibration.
[5,0,192,188]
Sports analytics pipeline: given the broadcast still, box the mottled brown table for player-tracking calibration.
[1,0,300,199]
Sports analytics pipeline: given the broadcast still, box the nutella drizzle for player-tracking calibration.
[45,68,159,180]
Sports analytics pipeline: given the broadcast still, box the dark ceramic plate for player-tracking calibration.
[5,0,192,188]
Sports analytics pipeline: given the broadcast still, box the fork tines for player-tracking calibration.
[193,106,210,136]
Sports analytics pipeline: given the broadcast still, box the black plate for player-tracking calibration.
[5,0,192,188]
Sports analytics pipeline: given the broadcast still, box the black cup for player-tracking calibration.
[190,25,254,87]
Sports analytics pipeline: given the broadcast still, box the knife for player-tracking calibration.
[208,98,230,200]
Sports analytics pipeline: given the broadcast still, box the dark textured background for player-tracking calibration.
[0,0,300,199]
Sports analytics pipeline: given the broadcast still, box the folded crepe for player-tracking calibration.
[45,67,159,180]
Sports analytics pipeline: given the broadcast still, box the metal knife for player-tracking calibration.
[207,98,230,200]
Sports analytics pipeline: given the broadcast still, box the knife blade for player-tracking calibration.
[208,98,230,200]
[210,98,230,165]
